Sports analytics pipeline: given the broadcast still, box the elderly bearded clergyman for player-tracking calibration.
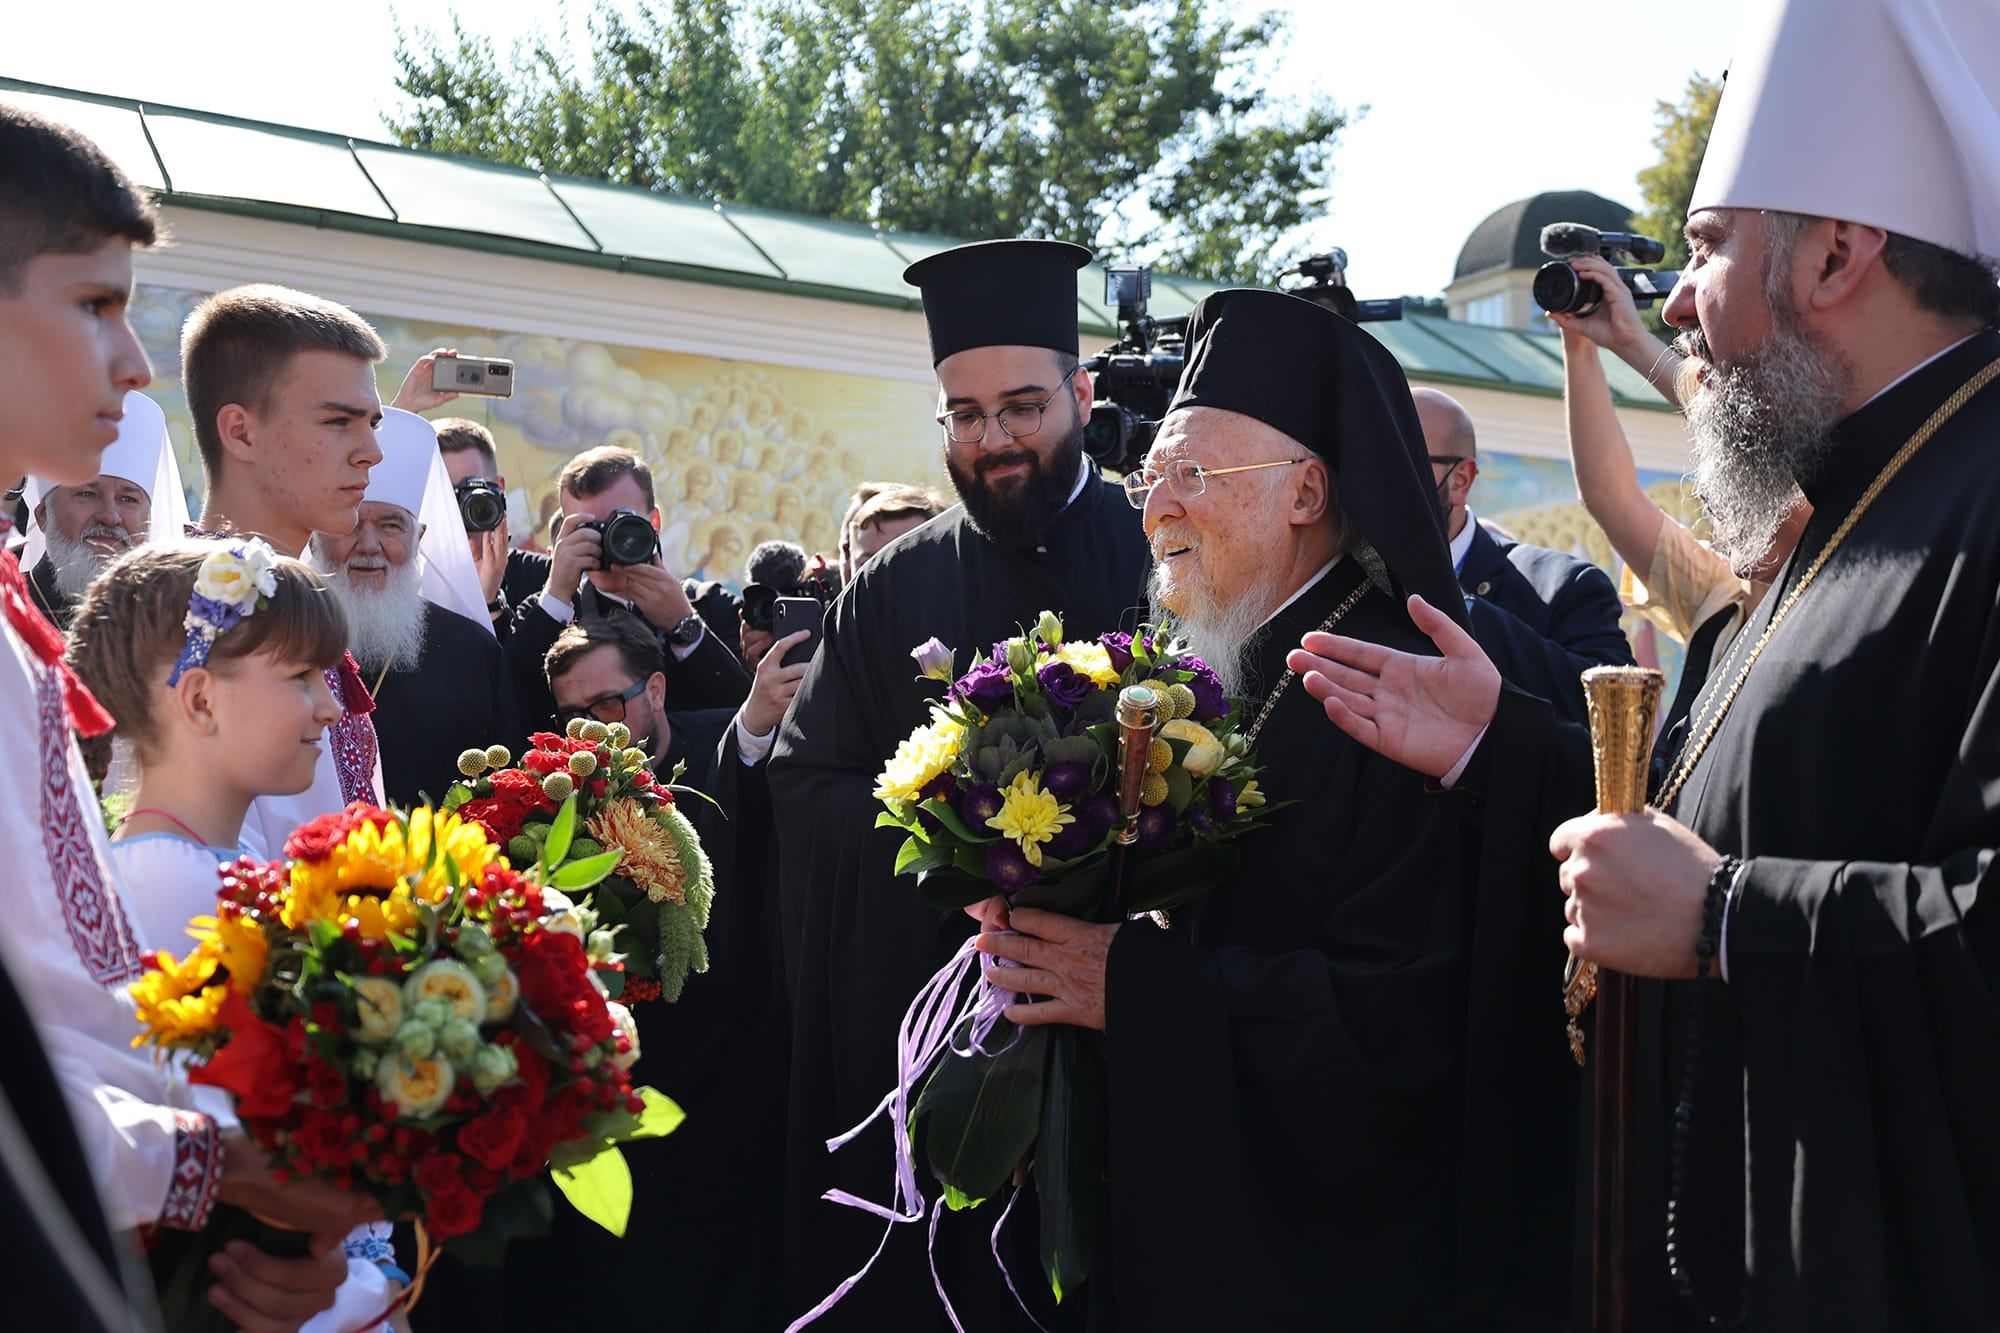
[974,287,1576,1330]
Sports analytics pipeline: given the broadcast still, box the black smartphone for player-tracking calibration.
[771,596,825,668]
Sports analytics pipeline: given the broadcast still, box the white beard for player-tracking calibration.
[1148,567,1272,698]
[310,542,429,674]
[44,523,133,599]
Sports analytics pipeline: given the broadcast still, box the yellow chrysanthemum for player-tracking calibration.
[285,809,500,940]
[873,711,967,804]
[185,911,270,997]
[587,798,689,906]
[1049,642,1121,689]
[986,770,1074,868]
[130,946,228,1046]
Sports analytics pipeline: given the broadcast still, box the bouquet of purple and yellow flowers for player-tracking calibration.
[874,609,1273,917]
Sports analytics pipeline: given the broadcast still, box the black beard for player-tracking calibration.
[945,412,1086,550]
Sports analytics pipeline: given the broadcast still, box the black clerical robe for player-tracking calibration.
[1636,328,2000,1330]
[768,470,1150,1329]
[1460,521,1634,725]
[370,602,522,809]
[1103,557,1571,1330]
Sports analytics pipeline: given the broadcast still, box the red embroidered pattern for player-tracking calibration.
[37,667,141,985]
[160,1109,220,1231]
[325,666,379,805]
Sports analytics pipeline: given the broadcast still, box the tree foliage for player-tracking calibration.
[1630,72,1721,273]
[388,0,1349,281]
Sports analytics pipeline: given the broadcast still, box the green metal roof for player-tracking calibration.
[0,76,1673,410]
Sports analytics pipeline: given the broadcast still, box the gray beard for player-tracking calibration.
[310,543,429,673]
[1682,314,1849,579]
[1148,569,1272,698]
[44,524,131,599]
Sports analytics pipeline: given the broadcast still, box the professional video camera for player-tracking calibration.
[1081,250,1404,473]
[741,563,843,633]
[1532,223,1681,316]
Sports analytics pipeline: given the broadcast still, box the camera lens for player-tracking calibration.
[742,583,778,632]
[454,478,505,533]
[1532,261,1604,315]
[601,510,660,566]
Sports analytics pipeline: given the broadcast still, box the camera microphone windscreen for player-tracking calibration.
[1540,222,1603,258]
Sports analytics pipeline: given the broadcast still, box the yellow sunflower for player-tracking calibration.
[185,911,270,997]
[874,711,967,804]
[129,946,229,1046]
[588,798,688,906]
[285,809,499,940]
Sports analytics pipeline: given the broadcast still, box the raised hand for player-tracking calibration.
[1286,593,1501,780]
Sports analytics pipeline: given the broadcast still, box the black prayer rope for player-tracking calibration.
[1666,853,1746,1332]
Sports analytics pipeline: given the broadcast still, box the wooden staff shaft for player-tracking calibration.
[1580,666,1663,1333]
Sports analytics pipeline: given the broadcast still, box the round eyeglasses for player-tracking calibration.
[1120,457,1306,509]
[935,364,1083,444]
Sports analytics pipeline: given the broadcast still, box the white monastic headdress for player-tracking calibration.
[371,408,493,637]
[1689,0,2000,262]
[21,389,191,568]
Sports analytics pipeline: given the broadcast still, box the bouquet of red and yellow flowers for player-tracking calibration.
[132,798,679,1322]
[445,722,714,1003]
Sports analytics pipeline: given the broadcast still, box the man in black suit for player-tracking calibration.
[498,445,749,732]
[1415,387,1632,723]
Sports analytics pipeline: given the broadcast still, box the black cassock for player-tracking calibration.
[1622,328,2000,1330]
[370,602,522,809]
[768,469,1149,1329]
[1102,557,1576,1331]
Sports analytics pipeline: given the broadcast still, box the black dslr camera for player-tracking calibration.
[1533,223,1681,315]
[1083,250,1403,473]
[453,477,507,533]
[741,565,843,633]
[584,509,660,567]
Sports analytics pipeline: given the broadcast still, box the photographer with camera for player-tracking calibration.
[505,445,749,733]
[1548,248,1809,733]
[434,415,551,641]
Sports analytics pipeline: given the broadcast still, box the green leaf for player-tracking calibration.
[307,918,341,952]
[543,794,578,868]
[440,784,472,814]
[551,850,622,891]
[608,1086,685,1142]
[942,1183,983,1212]
[918,798,998,845]
[875,809,913,831]
[894,835,951,877]
[1035,1026,1104,1304]
[552,1146,633,1237]
[914,1021,1047,1206]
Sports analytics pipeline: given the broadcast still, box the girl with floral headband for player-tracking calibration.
[65,539,406,1329]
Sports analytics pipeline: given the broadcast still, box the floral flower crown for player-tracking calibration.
[168,540,282,686]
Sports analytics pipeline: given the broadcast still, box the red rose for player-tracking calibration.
[490,768,555,812]
[497,1049,550,1115]
[413,1150,464,1198]
[426,1185,485,1240]
[522,750,565,777]
[455,1107,526,1172]
[190,992,301,1121]
[456,797,519,846]
[528,732,564,750]
[282,810,357,862]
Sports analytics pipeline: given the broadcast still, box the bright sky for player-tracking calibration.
[4,0,1742,298]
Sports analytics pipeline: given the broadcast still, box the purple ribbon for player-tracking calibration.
[787,931,1039,1331]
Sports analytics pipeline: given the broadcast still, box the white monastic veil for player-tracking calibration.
[416,443,494,636]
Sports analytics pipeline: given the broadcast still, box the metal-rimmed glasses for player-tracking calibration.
[935,364,1083,444]
[555,677,647,726]
[1120,457,1307,509]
